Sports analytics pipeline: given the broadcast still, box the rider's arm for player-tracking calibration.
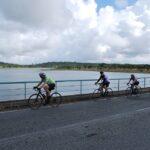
[34,80,43,88]
[127,78,131,85]
[95,76,102,84]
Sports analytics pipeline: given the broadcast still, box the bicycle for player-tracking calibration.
[28,88,62,109]
[92,83,113,99]
[125,84,142,97]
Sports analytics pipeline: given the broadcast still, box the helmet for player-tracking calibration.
[131,74,134,78]
[39,72,46,78]
[100,71,103,74]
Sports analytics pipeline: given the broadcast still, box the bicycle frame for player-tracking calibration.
[34,88,56,100]
[96,83,109,93]
[127,84,141,95]
[34,88,46,100]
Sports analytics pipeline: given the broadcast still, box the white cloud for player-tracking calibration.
[0,0,149,64]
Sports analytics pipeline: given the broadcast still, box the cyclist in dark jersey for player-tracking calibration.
[34,73,55,104]
[95,71,110,92]
[127,74,139,92]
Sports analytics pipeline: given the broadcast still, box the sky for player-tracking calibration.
[0,0,149,64]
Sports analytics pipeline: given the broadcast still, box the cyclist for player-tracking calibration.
[127,74,139,93]
[95,71,110,93]
[34,72,55,104]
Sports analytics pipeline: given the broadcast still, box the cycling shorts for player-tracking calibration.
[133,81,139,86]
[102,81,110,87]
[48,83,55,91]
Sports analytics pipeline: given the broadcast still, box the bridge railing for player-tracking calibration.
[0,77,150,101]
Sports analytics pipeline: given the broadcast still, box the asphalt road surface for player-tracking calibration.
[0,94,150,150]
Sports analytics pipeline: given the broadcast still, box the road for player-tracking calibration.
[0,94,150,150]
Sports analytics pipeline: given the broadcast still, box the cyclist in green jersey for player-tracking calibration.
[34,72,55,104]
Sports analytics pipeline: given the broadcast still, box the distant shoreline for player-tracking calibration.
[0,67,150,74]
[0,61,150,74]
[55,68,150,74]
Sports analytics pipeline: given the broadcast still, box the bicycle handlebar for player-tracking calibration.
[33,87,41,91]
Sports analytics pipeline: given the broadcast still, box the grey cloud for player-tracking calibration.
[0,0,72,29]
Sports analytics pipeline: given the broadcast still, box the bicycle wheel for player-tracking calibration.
[134,86,142,96]
[28,94,43,109]
[50,92,62,107]
[91,89,102,99]
[105,88,113,97]
[125,87,132,97]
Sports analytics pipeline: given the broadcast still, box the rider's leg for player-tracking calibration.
[131,84,134,93]
[100,83,103,91]
[99,83,104,95]
[103,85,107,93]
[101,84,106,96]
[134,82,139,93]
[135,85,138,89]
[105,82,110,93]
[43,84,51,103]
[135,81,139,88]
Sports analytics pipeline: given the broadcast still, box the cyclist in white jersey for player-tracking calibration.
[127,74,139,92]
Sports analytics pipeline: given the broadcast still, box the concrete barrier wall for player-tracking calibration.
[0,88,149,112]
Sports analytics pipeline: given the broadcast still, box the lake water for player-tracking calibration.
[0,68,150,101]
[0,68,150,81]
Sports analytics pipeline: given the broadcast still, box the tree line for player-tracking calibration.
[0,61,150,73]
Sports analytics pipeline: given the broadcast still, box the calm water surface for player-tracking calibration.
[0,68,149,82]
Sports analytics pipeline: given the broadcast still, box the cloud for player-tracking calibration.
[0,0,72,30]
[0,0,149,64]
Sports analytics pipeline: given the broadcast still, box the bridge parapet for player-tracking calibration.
[0,77,150,102]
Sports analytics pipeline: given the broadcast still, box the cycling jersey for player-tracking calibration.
[130,76,138,84]
[42,77,55,84]
[101,74,110,83]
